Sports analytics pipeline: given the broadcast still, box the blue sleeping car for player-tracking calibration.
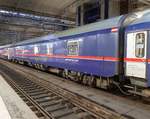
[1,10,150,96]
[13,15,123,76]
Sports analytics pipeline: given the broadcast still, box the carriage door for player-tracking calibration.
[126,31,147,78]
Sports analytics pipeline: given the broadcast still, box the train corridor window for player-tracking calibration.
[67,41,79,56]
[135,33,145,58]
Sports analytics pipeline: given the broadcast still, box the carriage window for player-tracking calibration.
[67,41,79,56]
[34,45,39,54]
[47,43,53,55]
[39,44,47,54]
[135,33,145,58]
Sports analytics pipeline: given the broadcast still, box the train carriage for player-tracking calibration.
[0,44,12,60]
[12,15,128,77]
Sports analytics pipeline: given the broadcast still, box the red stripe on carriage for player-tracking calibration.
[147,59,150,62]
[14,54,150,63]
[103,57,119,61]
[15,54,119,61]
[124,58,146,62]
[111,28,118,32]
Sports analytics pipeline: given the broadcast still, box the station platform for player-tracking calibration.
[0,96,11,119]
[0,75,38,119]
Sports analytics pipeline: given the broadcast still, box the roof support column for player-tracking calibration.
[104,0,109,19]
[120,0,129,15]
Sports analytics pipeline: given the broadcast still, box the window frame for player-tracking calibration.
[67,40,80,56]
[135,32,146,58]
[47,43,53,55]
[34,45,39,54]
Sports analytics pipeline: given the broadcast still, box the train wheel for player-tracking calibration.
[62,70,68,79]
[82,75,88,85]
[88,76,96,87]
[76,73,83,84]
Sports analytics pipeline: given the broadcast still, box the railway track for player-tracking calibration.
[0,61,127,119]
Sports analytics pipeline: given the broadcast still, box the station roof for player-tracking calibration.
[0,0,76,20]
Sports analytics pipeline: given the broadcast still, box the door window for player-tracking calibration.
[135,33,145,58]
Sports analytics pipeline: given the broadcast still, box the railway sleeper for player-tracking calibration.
[77,112,94,119]
[20,85,40,89]
[29,92,49,97]
[24,89,45,93]
[42,96,62,102]
[18,82,35,85]
[33,96,51,100]
[19,85,41,90]
[42,99,62,108]
[40,99,63,107]
[45,105,67,112]
[21,87,42,91]
[36,98,52,103]
[52,109,74,119]
[32,94,51,99]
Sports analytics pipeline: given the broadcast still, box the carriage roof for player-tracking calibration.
[15,15,124,46]
[129,9,150,25]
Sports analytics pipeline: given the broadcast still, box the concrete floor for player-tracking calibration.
[0,75,38,119]
[0,96,11,119]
